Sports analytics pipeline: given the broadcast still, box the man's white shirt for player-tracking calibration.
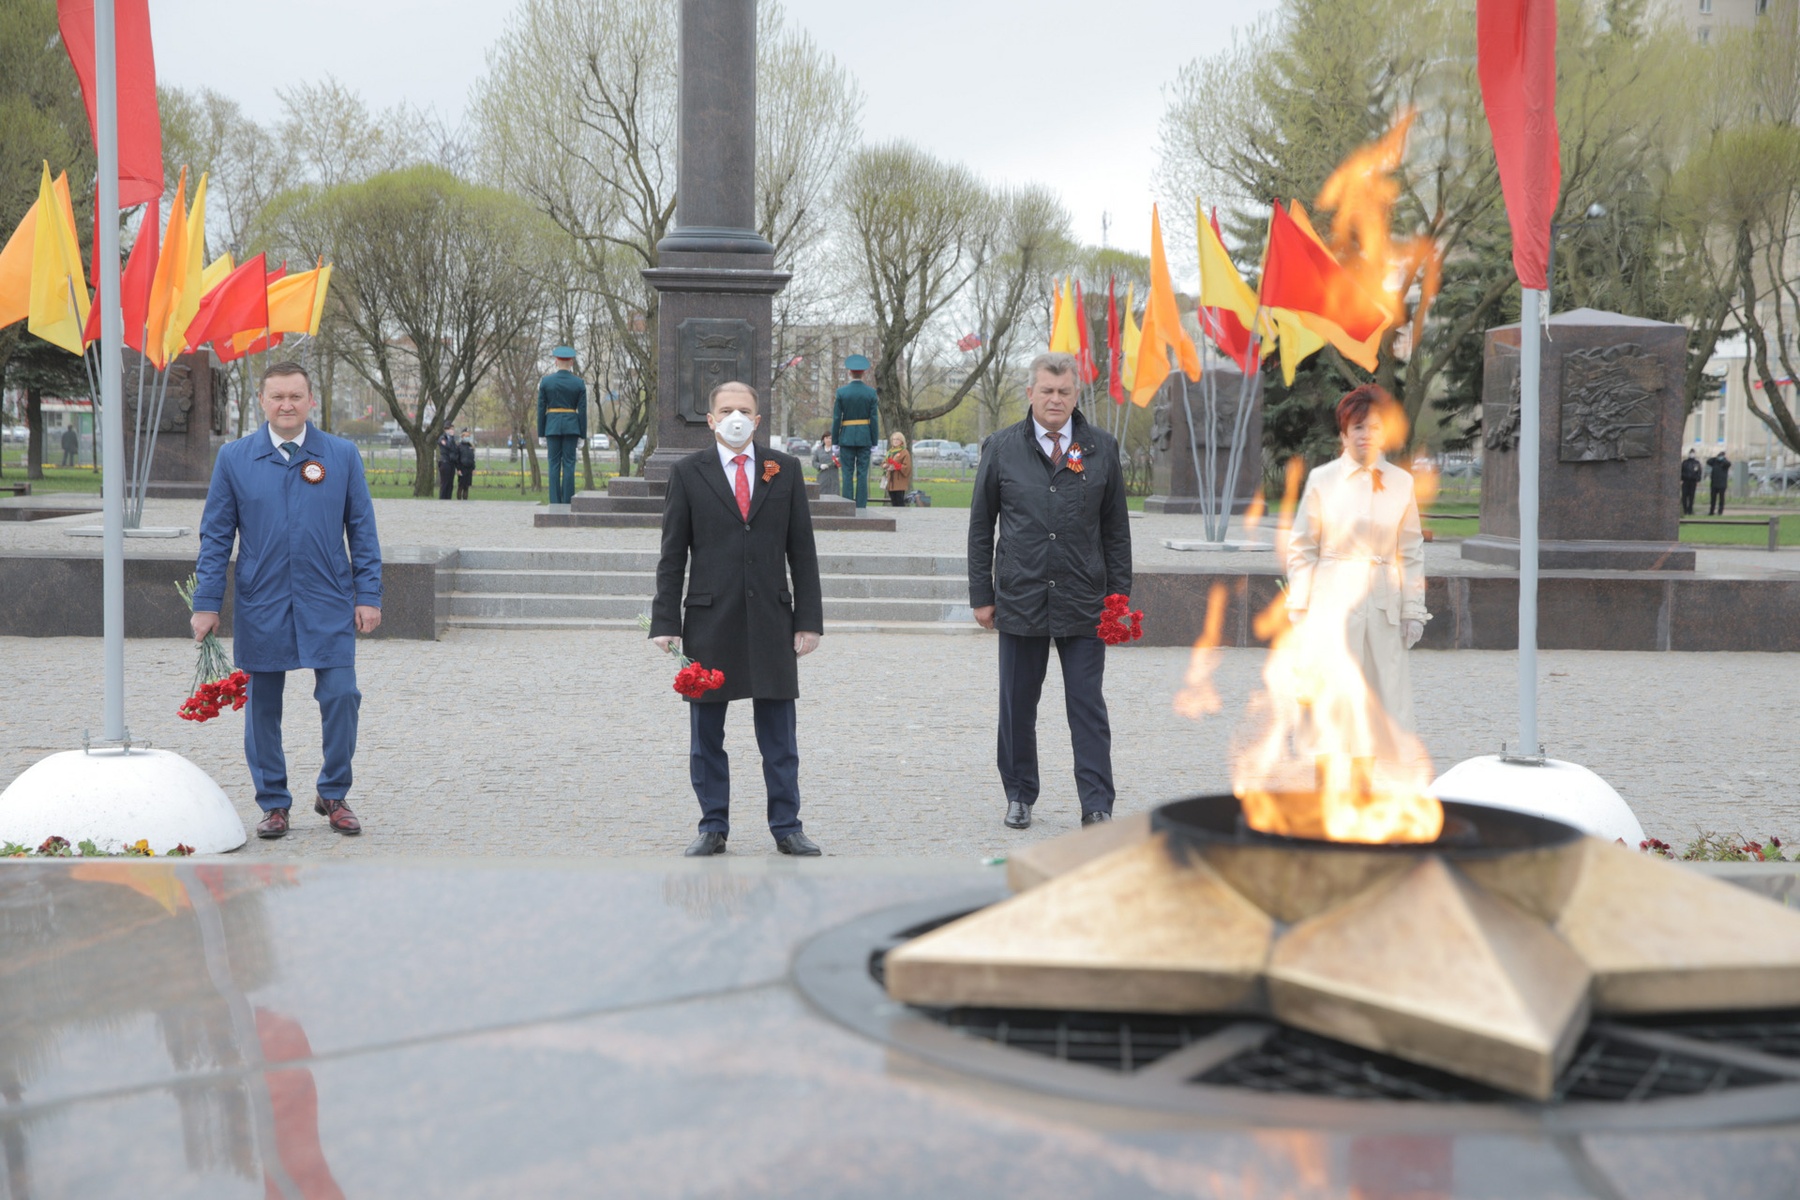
[269,425,307,460]
[1032,417,1070,461]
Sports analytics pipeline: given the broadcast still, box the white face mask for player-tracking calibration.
[715,410,755,449]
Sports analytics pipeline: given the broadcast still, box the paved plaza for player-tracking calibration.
[2,494,1795,856]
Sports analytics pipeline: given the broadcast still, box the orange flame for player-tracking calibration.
[1181,445,1442,844]
[1314,109,1445,352]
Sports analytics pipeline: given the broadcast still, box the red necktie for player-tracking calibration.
[733,454,751,520]
[1046,430,1063,468]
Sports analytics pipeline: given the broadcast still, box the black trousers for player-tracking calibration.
[456,467,473,499]
[438,463,456,499]
[688,698,803,840]
[1680,481,1698,515]
[1709,484,1727,515]
[888,489,907,507]
[996,631,1114,816]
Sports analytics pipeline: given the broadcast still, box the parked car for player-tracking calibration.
[1750,461,1800,487]
[1,426,27,444]
[589,434,611,451]
[911,439,957,458]
[783,437,812,457]
[964,442,982,463]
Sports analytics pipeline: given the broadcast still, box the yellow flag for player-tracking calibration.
[144,167,189,369]
[1270,308,1327,385]
[27,165,91,355]
[165,172,208,357]
[1048,277,1080,354]
[1129,206,1200,408]
[1119,284,1141,392]
[305,262,331,336]
[267,268,320,335]
[1196,202,1259,326]
[200,252,234,294]
[0,200,40,330]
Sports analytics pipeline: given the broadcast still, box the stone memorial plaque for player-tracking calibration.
[675,319,754,425]
[1558,344,1661,463]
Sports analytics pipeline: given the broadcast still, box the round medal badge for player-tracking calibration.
[301,460,326,485]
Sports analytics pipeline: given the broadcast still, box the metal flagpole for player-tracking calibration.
[94,0,125,742]
[1516,285,1544,758]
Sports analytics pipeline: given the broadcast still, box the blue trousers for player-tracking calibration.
[245,667,361,812]
[996,632,1115,816]
[688,698,803,840]
[546,434,580,505]
[840,446,871,508]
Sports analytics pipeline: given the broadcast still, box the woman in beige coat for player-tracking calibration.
[881,431,912,507]
[1285,386,1429,745]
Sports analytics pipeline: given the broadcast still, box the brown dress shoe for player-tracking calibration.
[314,795,361,834]
[256,808,290,839]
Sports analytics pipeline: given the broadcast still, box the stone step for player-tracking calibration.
[454,548,967,575]
[589,479,829,501]
[442,615,983,635]
[571,494,663,514]
[446,592,973,623]
[533,509,895,532]
[449,568,969,600]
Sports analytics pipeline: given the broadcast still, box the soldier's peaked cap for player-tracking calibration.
[552,345,577,359]
[844,354,871,371]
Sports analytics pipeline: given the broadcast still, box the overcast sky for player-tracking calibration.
[149,0,1279,256]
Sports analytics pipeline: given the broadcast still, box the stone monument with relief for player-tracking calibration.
[1462,308,1693,571]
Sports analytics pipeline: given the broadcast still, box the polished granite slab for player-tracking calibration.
[1,857,1795,1199]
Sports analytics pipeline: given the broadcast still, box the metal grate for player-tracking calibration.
[871,947,1800,1105]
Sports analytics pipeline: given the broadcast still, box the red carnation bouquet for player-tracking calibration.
[638,615,726,698]
[1096,593,1144,645]
[176,574,248,722]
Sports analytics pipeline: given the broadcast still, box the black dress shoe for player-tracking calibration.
[776,831,822,856]
[1005,800,1032,830]
[684,831,727,857]
[1081,810,1113,827]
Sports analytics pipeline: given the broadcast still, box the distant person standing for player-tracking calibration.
[1707,450,1732,516]
[59,425,78,468]
[435,430,458,500]
[882,431,911,507]
[538,346,587,511]
[1680,450,1703,516]
[831,354,880,510]
[456,428,476,500]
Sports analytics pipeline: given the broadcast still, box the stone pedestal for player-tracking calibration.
[123,350,220,500]
[1462,308,1693,571]
[1143,368,1263,515]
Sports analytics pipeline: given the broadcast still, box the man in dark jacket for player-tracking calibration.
[435,430,458,500]
[455,428,476,499]
[968,351,1132,831]
[1679,450,1703,515]
[1706,451,1732,516]
[650,380,826,857]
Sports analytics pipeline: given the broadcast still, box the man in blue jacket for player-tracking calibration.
[191,362,383,839]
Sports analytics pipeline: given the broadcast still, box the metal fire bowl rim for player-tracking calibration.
[1151,793,1587,860]
[793,891,1800,1136]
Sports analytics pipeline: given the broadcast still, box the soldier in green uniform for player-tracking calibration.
[537,345,588,511]
[831,354,881,509]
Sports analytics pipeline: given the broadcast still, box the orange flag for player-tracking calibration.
[1284,202,1384,372]
[266,266,322,335]
[1129,205,1200,408]
[185,253,268,350]
[0,202,40,330]
[142,167,188,369]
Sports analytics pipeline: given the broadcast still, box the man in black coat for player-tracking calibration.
[968,351,1133,832]
[1706,451,1732,516]
[650,380,826,857]
[435,430,458,500]
[455,428,476,499]
[1679,449,1703,515]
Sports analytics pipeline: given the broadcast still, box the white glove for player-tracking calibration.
[1403,619,1424,649]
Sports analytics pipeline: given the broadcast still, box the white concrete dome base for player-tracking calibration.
[0,749,246,855]
[1431,755,1647,846]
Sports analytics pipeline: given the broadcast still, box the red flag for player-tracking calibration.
[1259,202,1389,344]
[214,262,287,362]
[1074,281,1098,385]
[956,332,983,352]
[1105,275,1124,403]
[1478,0,1560,289]
[1201,208,1259,373]
[82,199,159,351]
[57,0,164,208]
[185,253,269,350]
